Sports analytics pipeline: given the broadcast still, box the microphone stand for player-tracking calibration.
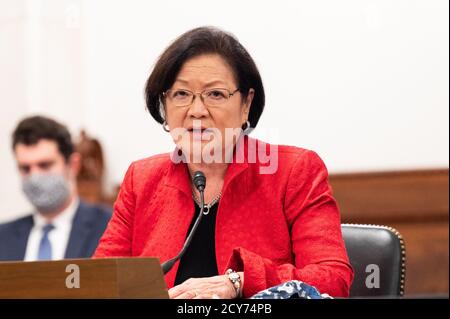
[161,173,206,275]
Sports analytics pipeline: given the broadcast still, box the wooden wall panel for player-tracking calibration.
[389,221,449,295]
[330,169,448,223]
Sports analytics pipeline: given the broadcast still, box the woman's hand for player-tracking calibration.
[168,272,243,299]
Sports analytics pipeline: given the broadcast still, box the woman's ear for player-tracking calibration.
[242,88,255,118]
[158,94,169,122]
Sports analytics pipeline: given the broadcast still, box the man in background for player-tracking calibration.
[0,115,111,261]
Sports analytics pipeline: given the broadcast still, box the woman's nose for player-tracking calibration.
[188,94,209,118]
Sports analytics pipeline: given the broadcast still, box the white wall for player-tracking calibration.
[0,0,448,222]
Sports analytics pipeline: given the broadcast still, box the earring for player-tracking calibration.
[162,121,170,132]
[242,120,251,132]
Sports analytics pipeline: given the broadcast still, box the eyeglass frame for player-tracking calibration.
[162,87,240,107]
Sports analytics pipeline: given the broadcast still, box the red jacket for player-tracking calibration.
[94,137,353,297]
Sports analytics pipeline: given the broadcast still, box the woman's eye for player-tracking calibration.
[171,90,190,99]
[208,90,226,99]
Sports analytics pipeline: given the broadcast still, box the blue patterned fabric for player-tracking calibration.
[250,280,333,299]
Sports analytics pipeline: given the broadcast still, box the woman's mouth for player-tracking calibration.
[188,127,207,141]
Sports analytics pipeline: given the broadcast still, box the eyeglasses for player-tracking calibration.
[163,88,239,107]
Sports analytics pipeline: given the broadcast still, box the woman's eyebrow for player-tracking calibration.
[174,78,229,87]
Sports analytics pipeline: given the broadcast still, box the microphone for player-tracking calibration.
[161,171,206,275]
[193,170,206,192]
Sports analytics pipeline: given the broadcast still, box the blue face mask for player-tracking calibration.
[22,174,71,214]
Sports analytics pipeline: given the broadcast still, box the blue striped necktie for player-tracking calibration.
[37,224,55,260]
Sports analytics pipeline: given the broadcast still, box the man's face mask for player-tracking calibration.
[22,174,71,214]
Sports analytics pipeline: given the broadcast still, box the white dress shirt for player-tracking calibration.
[24,198,80,261]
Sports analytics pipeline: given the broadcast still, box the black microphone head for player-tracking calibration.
[193,171,206,192]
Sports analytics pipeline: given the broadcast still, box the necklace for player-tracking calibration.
[192,191,222,215]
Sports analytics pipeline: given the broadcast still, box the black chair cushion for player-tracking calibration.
[341,224,406,297]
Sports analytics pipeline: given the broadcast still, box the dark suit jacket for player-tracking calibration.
[0,201,111,261]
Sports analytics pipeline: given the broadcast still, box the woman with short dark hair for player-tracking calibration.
[94,26,353,299]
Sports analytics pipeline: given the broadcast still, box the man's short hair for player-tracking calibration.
[12,115,74,161]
